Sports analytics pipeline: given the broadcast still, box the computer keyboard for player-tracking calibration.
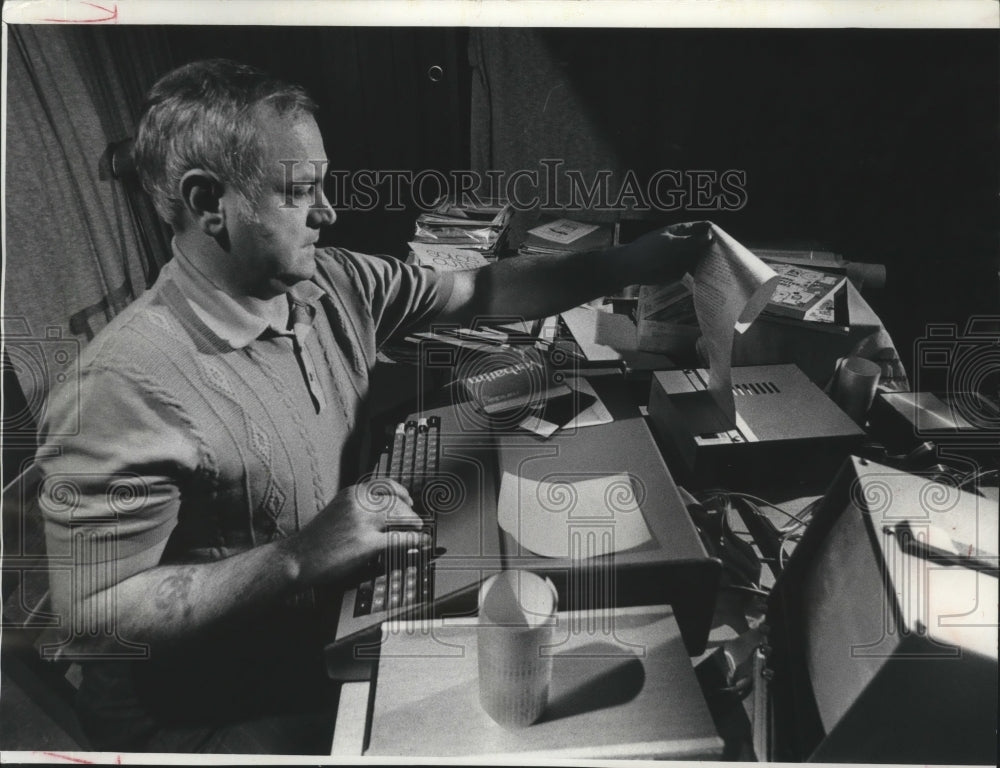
[353,416,441,617]
[385,416,441,518]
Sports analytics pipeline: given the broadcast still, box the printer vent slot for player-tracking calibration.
[733,381,781,396]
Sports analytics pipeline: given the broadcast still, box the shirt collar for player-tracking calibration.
[168,240,325,349]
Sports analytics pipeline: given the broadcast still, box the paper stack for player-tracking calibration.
[407,242,490,272]
[411,196,513,259]
[518,217,614,257]
[636,280,701,355]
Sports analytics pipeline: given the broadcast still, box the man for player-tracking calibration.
[37,59,709,753]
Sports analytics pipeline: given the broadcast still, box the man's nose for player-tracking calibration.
[308,187,337,227]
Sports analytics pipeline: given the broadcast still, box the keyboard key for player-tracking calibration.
[354,580,374,616]
[413,419,429,499]
[389,424,406,484]
[402,420,418,492]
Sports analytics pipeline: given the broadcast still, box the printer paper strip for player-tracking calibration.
[687,224,779,427]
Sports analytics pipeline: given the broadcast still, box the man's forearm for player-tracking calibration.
[57,537,304,655]
[472,246,635,321]
[54,478,416,656]
[440,223,708,326]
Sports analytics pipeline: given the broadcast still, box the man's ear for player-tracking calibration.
[180,170,226,236]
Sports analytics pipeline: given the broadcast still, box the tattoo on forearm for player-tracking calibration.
[154,567,196,619]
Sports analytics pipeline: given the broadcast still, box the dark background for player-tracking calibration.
[161,26,998,369]
[4,25,998,481]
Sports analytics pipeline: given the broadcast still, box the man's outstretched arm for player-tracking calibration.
[437,221,712,325]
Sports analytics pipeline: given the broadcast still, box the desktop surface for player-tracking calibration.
[325,375,720,675]
[348,605,724,759]
[327,291,994,763]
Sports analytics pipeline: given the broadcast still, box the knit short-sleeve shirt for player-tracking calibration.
[37,245,454,593]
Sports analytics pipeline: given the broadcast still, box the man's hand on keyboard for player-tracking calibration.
[283,478,427,586]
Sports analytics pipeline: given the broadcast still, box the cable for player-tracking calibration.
[690,490,768,591]
[778,533,804,570]
[724,584,771,598]
[776,497,822,535]
[702,489,817,529]
[958,468,999,490]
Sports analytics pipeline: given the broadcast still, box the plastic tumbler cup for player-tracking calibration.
[832,355,882,425]
[477,570,558,728]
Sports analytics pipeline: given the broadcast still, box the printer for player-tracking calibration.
[647,363,865,485]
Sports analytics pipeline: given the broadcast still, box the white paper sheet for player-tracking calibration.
[561,376,612,430]
[560,305,628,362]
[515,375,613,437]
[526,218,600,244]
[496,471,653,558]
[408,242,490,271]
[559,305,673,370]
[688,224,779,426]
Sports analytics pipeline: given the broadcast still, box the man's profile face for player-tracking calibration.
[224,107,334,298]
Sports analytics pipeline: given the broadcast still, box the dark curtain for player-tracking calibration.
[4,25,173,439]
[469,28,701,241]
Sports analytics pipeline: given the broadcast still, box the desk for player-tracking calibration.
[330,368,778,759]
[330,374,731,758]
[332,605,724,759]
[343,298,909,759]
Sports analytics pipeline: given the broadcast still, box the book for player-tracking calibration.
[519,217,614,256]
[755,248,846,272]
[460,354,567,416]
[412,222,507,250]
[421,196,513,228]
[763,262,848,323]
[412,196,512,256]
[407,242,490,271]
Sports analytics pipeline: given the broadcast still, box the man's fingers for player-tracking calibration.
[382,503,424,530]
[357,477,414,510]
[384,528,433,551]
[662,220,713,243]
[370,476,412,501]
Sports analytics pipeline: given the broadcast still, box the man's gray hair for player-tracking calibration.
[133,59,318,228]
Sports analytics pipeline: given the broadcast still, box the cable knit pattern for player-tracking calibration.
[247,346,322,529]
[37,247,454,582]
